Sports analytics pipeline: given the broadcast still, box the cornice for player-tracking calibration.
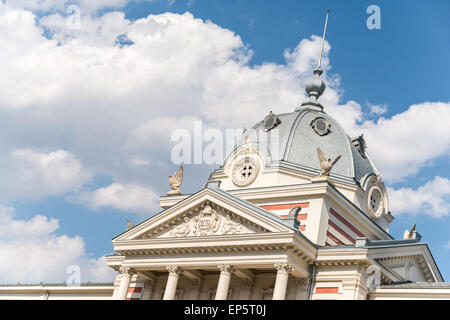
[113,232,317,265]
[375,254,435,282]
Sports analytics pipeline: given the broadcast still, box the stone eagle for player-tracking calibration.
[317,147,341,177]
[126,220,134,231]
[167,165,183,195]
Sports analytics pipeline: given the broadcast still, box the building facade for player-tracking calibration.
[1,59,449,301]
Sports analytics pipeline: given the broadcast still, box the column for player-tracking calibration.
[163,265,183,300]
[111,272,122,300]
[116,267,135,300]
[273,264,293,300]
[215,265,233,300]
[141,280,155,300]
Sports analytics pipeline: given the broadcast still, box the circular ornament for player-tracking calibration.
[367,185,384,218]
[310,117,331,136]
[231,157,260,187]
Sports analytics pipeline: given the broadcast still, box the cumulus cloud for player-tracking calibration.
[367,101,388,115]
[0,149,90,202]
[388,177,450,218]
[0,206,114,284]
[356,102,450,182]
[74,183,160,215]
[0,3,448,212]
[0,0,447,288]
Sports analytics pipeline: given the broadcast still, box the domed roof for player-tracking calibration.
[222,105,379,187]
[220,54,381,188]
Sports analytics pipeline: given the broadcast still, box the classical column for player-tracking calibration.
[141,280,155,300]
[116,267,135,300]
[111,272,122,299]
[215,265,234,300]
[163,266,183,300]
[273,264,293,300]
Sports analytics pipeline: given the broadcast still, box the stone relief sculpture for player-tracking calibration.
[221,214,244,235]
[164,205,251,238]
[194,205,221,236]
[316,147,341,177]
[169,217,191,237]
[167,165,183,196]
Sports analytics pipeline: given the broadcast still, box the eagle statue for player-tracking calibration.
[167,165,184,196]
[317,147,341,177]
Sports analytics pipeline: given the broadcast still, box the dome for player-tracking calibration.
[222,105,380,187]
[213,11,391,230]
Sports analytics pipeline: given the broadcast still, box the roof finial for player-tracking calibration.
[299,9,331,112]
[317,9,330,72]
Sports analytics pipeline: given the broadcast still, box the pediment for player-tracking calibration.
[157,203,258,239]
[114,188,293,241]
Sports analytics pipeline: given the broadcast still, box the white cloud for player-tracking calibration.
[285,34,330,75]
[0,206,114,284]
[367,101,388,115]
[0,0,447,285]
[0,149,90,202]
[388,177,450,218]
[74,183,160,215]
[357,102,450,182]
[0,3,447,210]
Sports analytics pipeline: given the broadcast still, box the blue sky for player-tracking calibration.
[0,0,449,283]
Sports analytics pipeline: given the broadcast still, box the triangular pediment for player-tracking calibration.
[114,188,294,241]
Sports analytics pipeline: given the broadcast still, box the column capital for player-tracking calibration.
[167,265,184,276]
[218,264,234,275]
[274,263,293,274]
[119,266,136,276]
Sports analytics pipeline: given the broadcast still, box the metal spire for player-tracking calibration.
[317,9,330,71]
[298,9,330,112]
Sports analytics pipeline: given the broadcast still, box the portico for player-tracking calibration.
[107,229,315,300]
[106,184,317,300]
[111,262,310,300]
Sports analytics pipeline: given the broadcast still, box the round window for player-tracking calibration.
[311,117,331,136]
[315,119,327,132]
